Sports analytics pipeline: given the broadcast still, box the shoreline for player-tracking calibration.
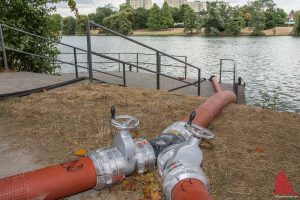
[64,26,294,37]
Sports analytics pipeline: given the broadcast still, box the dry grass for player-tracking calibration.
[0,83,299,199]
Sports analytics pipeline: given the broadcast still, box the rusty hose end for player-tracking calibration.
[211,76,222,93]
[171,178,211,200]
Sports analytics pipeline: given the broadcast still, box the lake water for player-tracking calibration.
[59,36,300,113]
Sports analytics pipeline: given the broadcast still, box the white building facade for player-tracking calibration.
[128,0,152,9]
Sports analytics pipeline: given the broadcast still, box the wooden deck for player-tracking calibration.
[0,71,245,103]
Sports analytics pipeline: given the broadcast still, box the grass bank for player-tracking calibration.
[132,27,294,36]
[0,83,299,199]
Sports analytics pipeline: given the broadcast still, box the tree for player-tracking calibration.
[49,14,63,34]
[183,7,197,33]
[225,16,245,35]
[62,16,76,35]
[0,0,77,74]
[76,15,89,35]
[202,2,225,36]
[292,11,300,36]
[147,4,163,30]
[171,7,181,23]
[103,12,133,35]
[161,2,174,29]
[88,7,114,25]
[133,8,149,30]
[178,4,191,23]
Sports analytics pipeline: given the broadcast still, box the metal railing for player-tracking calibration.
[219,59,238,95]
[0,22,204,96]
[88,21,202,95]
[58,52,188,78]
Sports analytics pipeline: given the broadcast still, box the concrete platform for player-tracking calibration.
[0,71,245,103]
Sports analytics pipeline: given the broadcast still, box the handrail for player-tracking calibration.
[89,21,199,70]
[219,59,238,95]
[1,22,202,96]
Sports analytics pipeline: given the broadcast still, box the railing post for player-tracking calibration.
[156,52,160,90]
[123,63,126,86]
[198,68,201,96]
[136,53,139,72]
[73,48,78,78]
[233,62,238,95]
[219,59,222,83]
[118,53,121,72]
[0,24,8,71]
[184,56,187,79]
[86,21,93,82]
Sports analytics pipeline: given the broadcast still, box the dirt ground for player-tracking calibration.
[0,83,299,199]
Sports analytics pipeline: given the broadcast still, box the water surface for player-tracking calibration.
[59,36,300,113]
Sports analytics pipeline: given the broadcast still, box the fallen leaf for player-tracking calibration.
[255,146,265,153]
[74,149,87,156]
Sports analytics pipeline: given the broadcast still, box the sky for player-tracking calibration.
[54,0,300,17]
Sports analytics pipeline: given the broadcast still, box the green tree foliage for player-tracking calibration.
[103,12,133,35]
[0,0,77,73]
[88,7,114,25]
[161,2,174,29]
[202,2,225,36]
[102,3,134,35]
[147,4,163,30]
[119,3,135,23]
[133,8,149,29]
[170,7,181,23]
[62,16,76,35]
[292,11,300,36]
[183,7,197,33]
[225,16,245,35]
[178,4,191,23]
[49,14,63,34]
[76,15,88,35]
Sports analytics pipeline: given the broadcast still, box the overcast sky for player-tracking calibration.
[54,0,299,17]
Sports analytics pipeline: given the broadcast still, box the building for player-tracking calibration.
[166,0,187,8]
[187,1,207,13]
[128,0,152,9]
[285,12,295,25]
[165,0,207,12]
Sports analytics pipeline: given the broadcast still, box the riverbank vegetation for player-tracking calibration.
[54,0,298,37]
[0,83,299,199]
[292,11,300,36]
[0,0,77,73]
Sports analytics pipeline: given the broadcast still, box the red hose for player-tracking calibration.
[0,157,97,200]
[171,179,211,200]
[211,76,222,93]
[176,76,236,200]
